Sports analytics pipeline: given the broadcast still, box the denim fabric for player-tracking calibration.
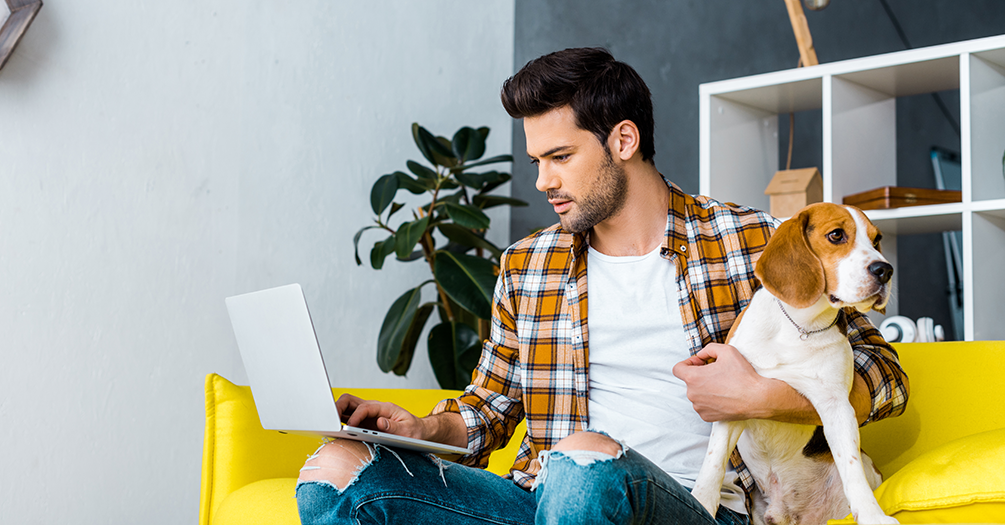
[296,443,748,525]
[534,447,748,525]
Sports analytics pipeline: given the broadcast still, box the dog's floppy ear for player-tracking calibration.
[755,209,825,308]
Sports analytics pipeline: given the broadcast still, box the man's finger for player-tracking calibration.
[335,393,365,414]
[345,402,388,428]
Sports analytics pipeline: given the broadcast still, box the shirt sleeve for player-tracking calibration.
[431,257,525,468]
[844,309,910,425]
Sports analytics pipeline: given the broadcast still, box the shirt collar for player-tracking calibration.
[665,178,690,259]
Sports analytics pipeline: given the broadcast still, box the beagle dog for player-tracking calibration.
[690,203,898,525]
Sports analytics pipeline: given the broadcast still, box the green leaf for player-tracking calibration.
[476,127,490,141]
[377,286,426,374]
[432,136,458,167]
[457,339,482,383]
[480,172,513,194]
[387,202,405,220]
[445,202,491,230]
[412,123,437,166]
[395,171,430,194]
[396,249,425,262]
[370,174,399,215]
[406,161,437,181]
[454,154,513,171]
[452,127,486,163]
[454,170,487,190]
[437,223,503,260]
[370,235,396,269]
[427,321,482,389]
[473,195,529,209]
[395,216,430,259]
[353,225,381,266]
[434,251,497,319]
[391,302,435,375]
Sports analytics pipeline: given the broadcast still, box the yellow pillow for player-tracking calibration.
[872,427,1005,523]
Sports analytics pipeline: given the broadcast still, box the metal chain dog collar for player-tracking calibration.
[775,298,841,340]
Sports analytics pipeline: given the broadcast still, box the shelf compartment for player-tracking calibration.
[968,54,1005,203]
[836,56,959,98]
[713,78,823,114]
[970,211,1005,341]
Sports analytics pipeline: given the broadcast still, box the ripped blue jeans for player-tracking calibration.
[296,436,748,525]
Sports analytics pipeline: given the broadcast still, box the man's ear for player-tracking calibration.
[609,120,640,161]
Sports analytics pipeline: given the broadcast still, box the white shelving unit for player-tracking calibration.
[700,35,1005,341]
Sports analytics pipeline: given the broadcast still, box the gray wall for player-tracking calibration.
[0,1,513,523]
[509,0,1005,336]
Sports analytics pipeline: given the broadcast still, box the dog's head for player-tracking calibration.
[755,202,892,313]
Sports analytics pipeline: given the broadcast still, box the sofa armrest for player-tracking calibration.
[200,373,524,525]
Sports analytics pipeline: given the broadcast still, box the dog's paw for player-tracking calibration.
[690,485,720,518]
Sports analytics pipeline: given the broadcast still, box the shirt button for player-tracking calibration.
[679,245,687,252]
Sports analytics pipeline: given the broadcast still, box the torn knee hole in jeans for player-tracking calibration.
[531,442,626,491]
[297,439,426,493]
[298,438,377,492]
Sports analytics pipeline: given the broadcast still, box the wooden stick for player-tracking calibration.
[783,0,819,66]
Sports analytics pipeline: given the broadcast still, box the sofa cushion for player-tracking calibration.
[214,478,300,525]
[872,427,1005,523]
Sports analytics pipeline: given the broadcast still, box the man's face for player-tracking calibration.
[524,106,627,234]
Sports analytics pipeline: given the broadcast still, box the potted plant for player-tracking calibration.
[354,123,525,390]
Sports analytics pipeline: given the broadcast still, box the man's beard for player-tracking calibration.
[551,149,628,234]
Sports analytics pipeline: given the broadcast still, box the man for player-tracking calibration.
[297,48,908,525]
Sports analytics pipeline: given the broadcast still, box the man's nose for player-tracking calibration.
[535,164,558,193]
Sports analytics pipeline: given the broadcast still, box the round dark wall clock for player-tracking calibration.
[0,0,42,73]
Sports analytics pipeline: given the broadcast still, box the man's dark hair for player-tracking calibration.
[501,47,655,164]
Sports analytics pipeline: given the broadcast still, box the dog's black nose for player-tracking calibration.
[869,261,893,284]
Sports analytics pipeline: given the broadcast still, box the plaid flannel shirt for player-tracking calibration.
[433,181,910,494]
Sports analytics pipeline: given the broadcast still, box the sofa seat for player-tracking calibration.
[201,341,1005,524]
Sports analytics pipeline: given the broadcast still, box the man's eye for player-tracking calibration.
[553,154,570,162]
[826,229,847,244]
[529,158,540,166]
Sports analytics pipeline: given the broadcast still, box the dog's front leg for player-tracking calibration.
[691,420,744,518]
[811,395,898,524]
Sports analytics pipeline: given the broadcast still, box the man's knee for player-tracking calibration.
[298,439,374,490]
[552,431,622,457]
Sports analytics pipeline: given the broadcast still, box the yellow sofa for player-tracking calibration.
[200,341,1005,525]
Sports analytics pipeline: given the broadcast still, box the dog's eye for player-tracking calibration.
[873,234,883,249]
[826,229,847,244]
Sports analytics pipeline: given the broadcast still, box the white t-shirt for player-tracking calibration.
[587,244,746,514]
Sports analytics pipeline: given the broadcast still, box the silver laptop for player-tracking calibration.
[225,283,471,455]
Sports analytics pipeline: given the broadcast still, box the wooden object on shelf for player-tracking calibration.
[782,0,819,67]
[765,167,822,217]
[842,186,962,211]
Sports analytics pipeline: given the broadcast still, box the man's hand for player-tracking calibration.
[672,343,772,422]
[336,394,468,448]
[672,343,872,425]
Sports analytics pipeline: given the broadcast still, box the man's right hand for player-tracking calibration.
[336,394,469,449]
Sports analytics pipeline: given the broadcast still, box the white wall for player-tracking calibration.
[0,1,514,523]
